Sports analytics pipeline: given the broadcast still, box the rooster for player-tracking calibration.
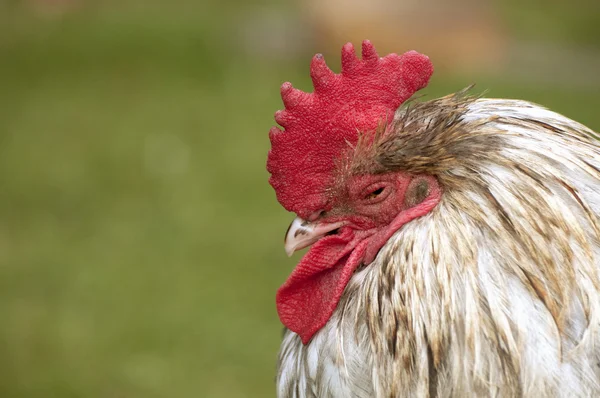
[266,40,600,397]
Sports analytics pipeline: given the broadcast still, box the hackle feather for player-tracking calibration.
[277,94,600,397]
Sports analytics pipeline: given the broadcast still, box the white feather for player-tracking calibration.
[277,99,600,397]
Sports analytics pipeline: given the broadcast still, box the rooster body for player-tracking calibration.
[267,43,600,397]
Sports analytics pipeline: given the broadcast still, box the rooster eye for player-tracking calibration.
[365,187,385,200]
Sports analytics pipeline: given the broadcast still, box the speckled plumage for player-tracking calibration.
[277,96,600,397]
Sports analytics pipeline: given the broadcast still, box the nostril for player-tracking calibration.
[308,210,326,222]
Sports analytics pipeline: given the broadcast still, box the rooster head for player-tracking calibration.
[267,41,440,344]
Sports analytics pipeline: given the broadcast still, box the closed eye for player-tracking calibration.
[364,187,384,200]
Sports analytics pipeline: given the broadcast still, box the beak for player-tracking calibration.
[284,217,347,257]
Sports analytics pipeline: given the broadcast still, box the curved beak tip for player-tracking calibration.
[283,216,346,257]
[285,247,295,258]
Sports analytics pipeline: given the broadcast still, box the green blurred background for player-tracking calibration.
[0,0,598,397]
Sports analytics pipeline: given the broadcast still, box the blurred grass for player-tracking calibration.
[0,3,292,397]
[0,1,598,397]
[499,0,600,47]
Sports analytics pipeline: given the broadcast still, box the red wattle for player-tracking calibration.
[276,228,368,344]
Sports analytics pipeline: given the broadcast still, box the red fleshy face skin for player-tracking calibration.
[267,41,435,344]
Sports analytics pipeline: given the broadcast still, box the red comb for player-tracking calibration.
[267,40,433,217]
